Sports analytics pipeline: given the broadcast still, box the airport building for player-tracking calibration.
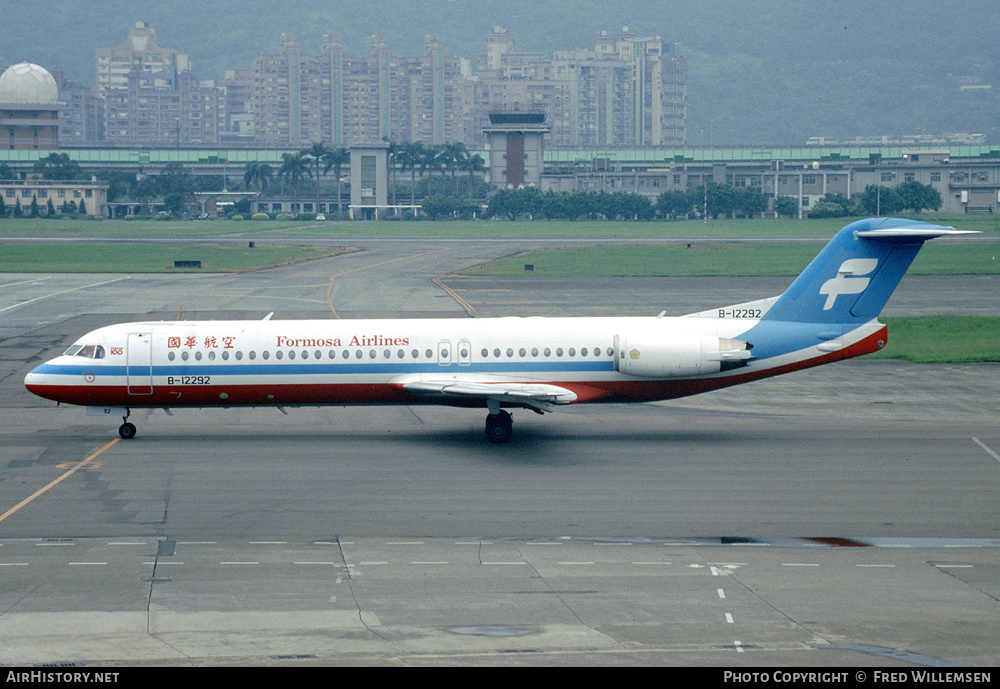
[1,144,997,217]
[0,178,109,217]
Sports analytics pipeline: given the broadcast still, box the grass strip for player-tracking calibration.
[867,317,1000,363]
[2,214,996,239]
[0,243,349,273]
[461,242,1000,277]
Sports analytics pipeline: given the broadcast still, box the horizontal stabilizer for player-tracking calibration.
[854,227,976,240]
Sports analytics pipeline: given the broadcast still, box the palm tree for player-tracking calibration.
[419,144,444,196]
[243,161,273,194]
[463,153,486,200]
[278,151,312,212]
[304,142,331,213]
[397,141,426,210]
[439,141,469,196]
[321,146,350,218]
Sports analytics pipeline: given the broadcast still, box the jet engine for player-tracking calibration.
[614,332,752,378]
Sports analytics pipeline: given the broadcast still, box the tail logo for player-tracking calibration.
[819,258,879,310]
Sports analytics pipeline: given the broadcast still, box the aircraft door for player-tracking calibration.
[126,332,153,395]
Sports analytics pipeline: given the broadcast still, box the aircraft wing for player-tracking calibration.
[391,375,577,413]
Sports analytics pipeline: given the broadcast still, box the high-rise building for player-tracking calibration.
[229,34,469,146]
[95,22,188,98]
[98,22,220,146]
[475,27,687,148]
[103,68,220,146]
[51,68,105,145]
[248,33,326,145]
[85,23,688,149]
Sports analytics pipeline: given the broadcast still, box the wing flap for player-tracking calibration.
[391,375,578,413]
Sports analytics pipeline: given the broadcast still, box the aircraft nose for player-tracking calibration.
[24,364,43,390]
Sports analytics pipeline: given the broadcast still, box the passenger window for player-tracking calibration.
[276,350,284,360]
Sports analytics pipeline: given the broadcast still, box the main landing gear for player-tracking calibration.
[118,409,136,440]
[485,410,513,444]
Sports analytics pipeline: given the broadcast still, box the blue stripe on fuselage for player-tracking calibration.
[31,360,617,378]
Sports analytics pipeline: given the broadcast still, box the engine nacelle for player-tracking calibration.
[614,331,752,378]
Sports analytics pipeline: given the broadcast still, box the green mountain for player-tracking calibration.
[2,0,997,144]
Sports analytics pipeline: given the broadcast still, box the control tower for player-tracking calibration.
[483,108,549,194]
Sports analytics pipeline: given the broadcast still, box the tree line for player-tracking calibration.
[482,180,942,222]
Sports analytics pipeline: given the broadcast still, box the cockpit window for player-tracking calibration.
[64,344,105,359]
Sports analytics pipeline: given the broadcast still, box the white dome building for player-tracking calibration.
[0,62,62,149]
[0,62,60,104]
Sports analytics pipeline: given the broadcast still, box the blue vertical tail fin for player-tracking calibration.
[761,218,973,325]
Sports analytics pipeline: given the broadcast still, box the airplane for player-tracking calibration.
[24,217,975,444]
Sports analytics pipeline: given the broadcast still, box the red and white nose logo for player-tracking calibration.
[819,258,879,310]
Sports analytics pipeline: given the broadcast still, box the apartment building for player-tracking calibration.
[95,22,188,98]
[96,22,221,146]
[224,26,685,148]
[72,23,687,148]
[51,69,105,146]
[472,27,687,148]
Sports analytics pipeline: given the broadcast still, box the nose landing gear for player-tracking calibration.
[118,409,136,440]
